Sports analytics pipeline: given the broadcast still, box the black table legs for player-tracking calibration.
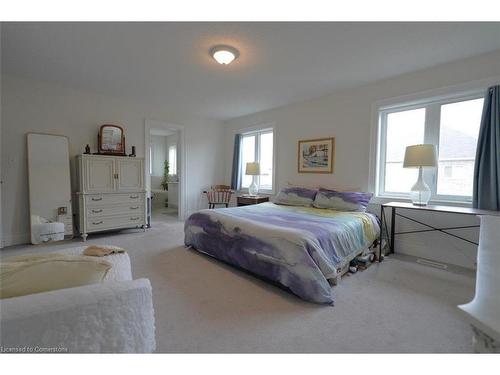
[390,207,396,254]
[379,205,396,261]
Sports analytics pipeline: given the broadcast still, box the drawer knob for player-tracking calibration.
[130,217,140,221]
[130,195,139,199]
[92,220,103,225]
[130,206,139,210]
[92,209,103,213]
[92,197,103,201]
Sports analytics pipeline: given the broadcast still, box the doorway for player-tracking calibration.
[144,120,186,225]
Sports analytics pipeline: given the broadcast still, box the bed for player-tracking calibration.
[184,202,380,304]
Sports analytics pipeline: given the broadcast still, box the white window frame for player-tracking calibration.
[238,124,276,194]
[373,87,488,205]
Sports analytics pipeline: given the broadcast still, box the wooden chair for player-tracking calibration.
[204,185,234,209]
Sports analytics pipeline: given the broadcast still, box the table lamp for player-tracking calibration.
[403,144,437,206]
[245,162,260,196]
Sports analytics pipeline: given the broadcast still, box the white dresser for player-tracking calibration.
[76,154,147,240]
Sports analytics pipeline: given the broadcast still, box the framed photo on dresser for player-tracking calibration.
[298,137,335,173]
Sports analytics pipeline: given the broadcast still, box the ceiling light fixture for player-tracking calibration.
[210,45,239,65]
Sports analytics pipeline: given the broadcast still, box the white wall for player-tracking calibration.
[223,50,500,269]
[1,74,225,246]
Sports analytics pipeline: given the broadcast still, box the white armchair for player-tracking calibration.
[0,246,155,353]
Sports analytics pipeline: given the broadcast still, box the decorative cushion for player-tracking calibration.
[319,185,362,192]
[273,187,318,207]
[286,181,361,192]
[313,188,373,212]
[285,182,319,190]
[0,253,111,299]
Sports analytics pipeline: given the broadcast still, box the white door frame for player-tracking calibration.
[144,119,187,220]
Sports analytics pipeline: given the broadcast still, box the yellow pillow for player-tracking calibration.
[0,253,111,299]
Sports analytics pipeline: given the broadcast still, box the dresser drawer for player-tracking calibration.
[87,202,144,218]
[86,193,144,207]
[86,214,145,232]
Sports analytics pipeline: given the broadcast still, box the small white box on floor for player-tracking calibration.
[31,222,65,244]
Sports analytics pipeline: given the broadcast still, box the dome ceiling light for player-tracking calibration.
[210,45,239,65]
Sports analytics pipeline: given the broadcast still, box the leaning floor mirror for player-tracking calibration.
[27,133,73,244]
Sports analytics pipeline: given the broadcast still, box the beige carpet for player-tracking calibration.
[2,216,476,353]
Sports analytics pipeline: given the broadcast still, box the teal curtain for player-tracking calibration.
[230,134,242,190]
[473,85,500,210]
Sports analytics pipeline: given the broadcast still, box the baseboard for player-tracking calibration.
[1,231,31,248]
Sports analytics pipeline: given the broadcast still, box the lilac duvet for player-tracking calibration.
[184,202,379,304]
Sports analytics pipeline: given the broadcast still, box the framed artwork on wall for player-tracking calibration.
[297,137,335,173]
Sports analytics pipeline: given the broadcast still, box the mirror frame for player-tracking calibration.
[98,124,126,155]
[27,132,74,244]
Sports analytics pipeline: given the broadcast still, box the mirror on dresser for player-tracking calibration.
[27,133,74,244]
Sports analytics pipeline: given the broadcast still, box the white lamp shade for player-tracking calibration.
[403,144,437,168]
[245,162,260,175]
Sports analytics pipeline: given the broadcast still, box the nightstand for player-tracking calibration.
[237,195,269,207]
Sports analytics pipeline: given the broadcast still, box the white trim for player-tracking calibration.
[241,127,274,136]
[236,122,276,135]
[369,76,499,205]
[374,75,500,111]
[144,120,187,220]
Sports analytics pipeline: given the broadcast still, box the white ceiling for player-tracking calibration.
[2,22,500,120]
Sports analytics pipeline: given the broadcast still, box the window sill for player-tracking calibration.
[372,195,473,208]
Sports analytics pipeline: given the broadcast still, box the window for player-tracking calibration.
[383,108,426,193]
[239,128,274,192]
[168,145,177,176]
[377,93,484,202]
[436,99,483,197]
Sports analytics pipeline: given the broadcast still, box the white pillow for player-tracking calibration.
[312,188,373,212]
[286,181,361,192]
[273,186,318,206]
